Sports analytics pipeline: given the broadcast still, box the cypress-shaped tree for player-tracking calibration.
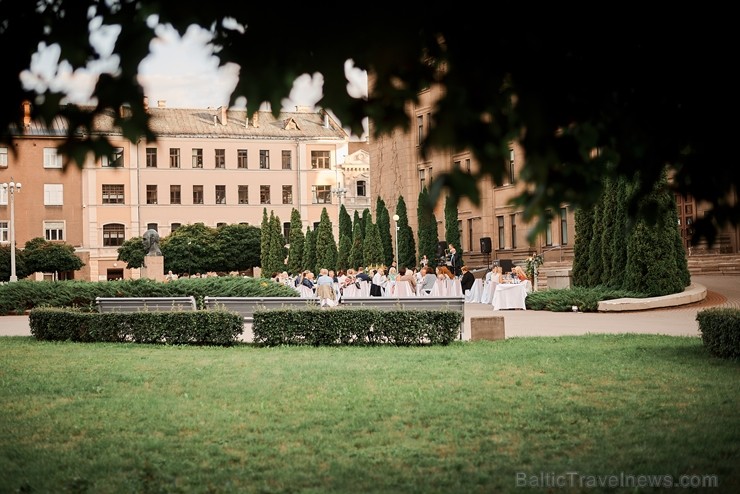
[349,220,364,270]
[585,198,604,286]
[287,208,304,275]
[360,208,370,240]
[376,197,393,267]
[395,195,416,269]
[315,207,338,273]
[353,210,363,241]
[571,207,593,287]
[609,177,630,289]
[337,234,352,272]
[599,177,618,286]
[259,207,269,269]
[417,187,439,267]
[339,204,353,242]
[363,220,385,268]
[624,170,689,296]
[302,226,316,274]
[266,212,286,275]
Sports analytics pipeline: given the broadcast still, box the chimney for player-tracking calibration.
[143,96,149,112]
[251,112,259,128]
[22,100,31,129]
[157,100,166,108]
[220,106,227,126]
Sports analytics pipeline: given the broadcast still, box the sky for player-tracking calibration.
[21,22,368,138]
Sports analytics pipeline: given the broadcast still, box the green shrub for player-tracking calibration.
[697,308,740,359]
[525,286,648,312]
[29,307,243,345]
[0,277,297,315]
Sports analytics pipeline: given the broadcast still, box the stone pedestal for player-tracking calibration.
[141,255,165,282]
[470,316,505,341]
[546,268,572,290]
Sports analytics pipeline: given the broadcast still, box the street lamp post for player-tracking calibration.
[392,214,400,266]
[1,178,22,282]
[332,186,348,238]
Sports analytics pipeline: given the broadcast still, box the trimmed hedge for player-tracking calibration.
[697,307,740,359]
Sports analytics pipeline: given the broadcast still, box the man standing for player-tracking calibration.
[448,245,461,277]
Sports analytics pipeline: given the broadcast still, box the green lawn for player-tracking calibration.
[1,335,737,493]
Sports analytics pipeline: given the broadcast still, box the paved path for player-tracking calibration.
[1,275,737,340]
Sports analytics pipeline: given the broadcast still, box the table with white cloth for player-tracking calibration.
[464,279,483,303]
[492,282,528,310]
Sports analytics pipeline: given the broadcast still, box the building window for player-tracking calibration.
[454,160,461,170]
[102,184,124,204]
[193,185,204,205]
[510,214,517,249]
[238,185,248,204]
[103,224,125,247]
[311,150,330,169]
[192,148,203,168]
[146,148,157,167]
[170,185,181,205]
[560,207,568,245]
[215,149,225,169]
[259,150,270,169]
[260,185,270,204]
[497,216,505,249]
[0,221,8,242]
[0,147,7,168]
[43,148,62,168]
[466,158,471,173]
[44,221,64,241]
[217,222,226,228]
[146,185,157,204]
[215,185,226,204]
[44,184,64,206]
[546,212,553,246]
[508,148,515,185]
[146,223,158,232]
[169,148,180,168]
[101,147,124,167]
[282,150,292,169]
[282,185,292,204]
[417,114,424,145]
[428,167,433,184]
[419,169,426,191]
[237,149,248,169]
[357,180,367,197]
[312,185,332,204]
[283,222,291,241]
[171,223,181,233]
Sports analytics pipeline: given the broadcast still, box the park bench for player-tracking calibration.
[203,296,320,323]
[95,296,197,313]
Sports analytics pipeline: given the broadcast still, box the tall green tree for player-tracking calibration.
[609,177,630,289]
[376,197,393,267]
[395,195,416,269]
[349,220,364,270]
[264,212,286,276]
[213,223,261,272]
[337,234,352,272]
[585,199,604,286]
[598,177,618,286]
[259,207,269,269]
[287,208,305,275]
[363,219,385,268]
[353,210,363,241]
[339,204,353,242]
[314,208,338,273]
[161,223,218,275]
[417,187,438,268]
[360,208,370,240]
[0,245,28,281]
[572,207,594,287]
[302,226,316,274]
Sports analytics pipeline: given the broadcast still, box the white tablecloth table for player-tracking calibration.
[492,283,528,310]
[464,279,483,303]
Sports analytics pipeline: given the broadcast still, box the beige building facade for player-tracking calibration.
[2,104,353,281]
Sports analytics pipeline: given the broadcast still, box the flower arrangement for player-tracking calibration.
[524,253,544,281]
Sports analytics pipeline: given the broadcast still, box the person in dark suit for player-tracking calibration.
[460,265,475,293]
[355,266,371,282]
[449,244,461,276]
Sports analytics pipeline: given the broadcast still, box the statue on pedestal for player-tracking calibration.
[142,229,162,256]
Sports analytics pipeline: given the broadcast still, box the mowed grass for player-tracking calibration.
[0,335,738,493]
